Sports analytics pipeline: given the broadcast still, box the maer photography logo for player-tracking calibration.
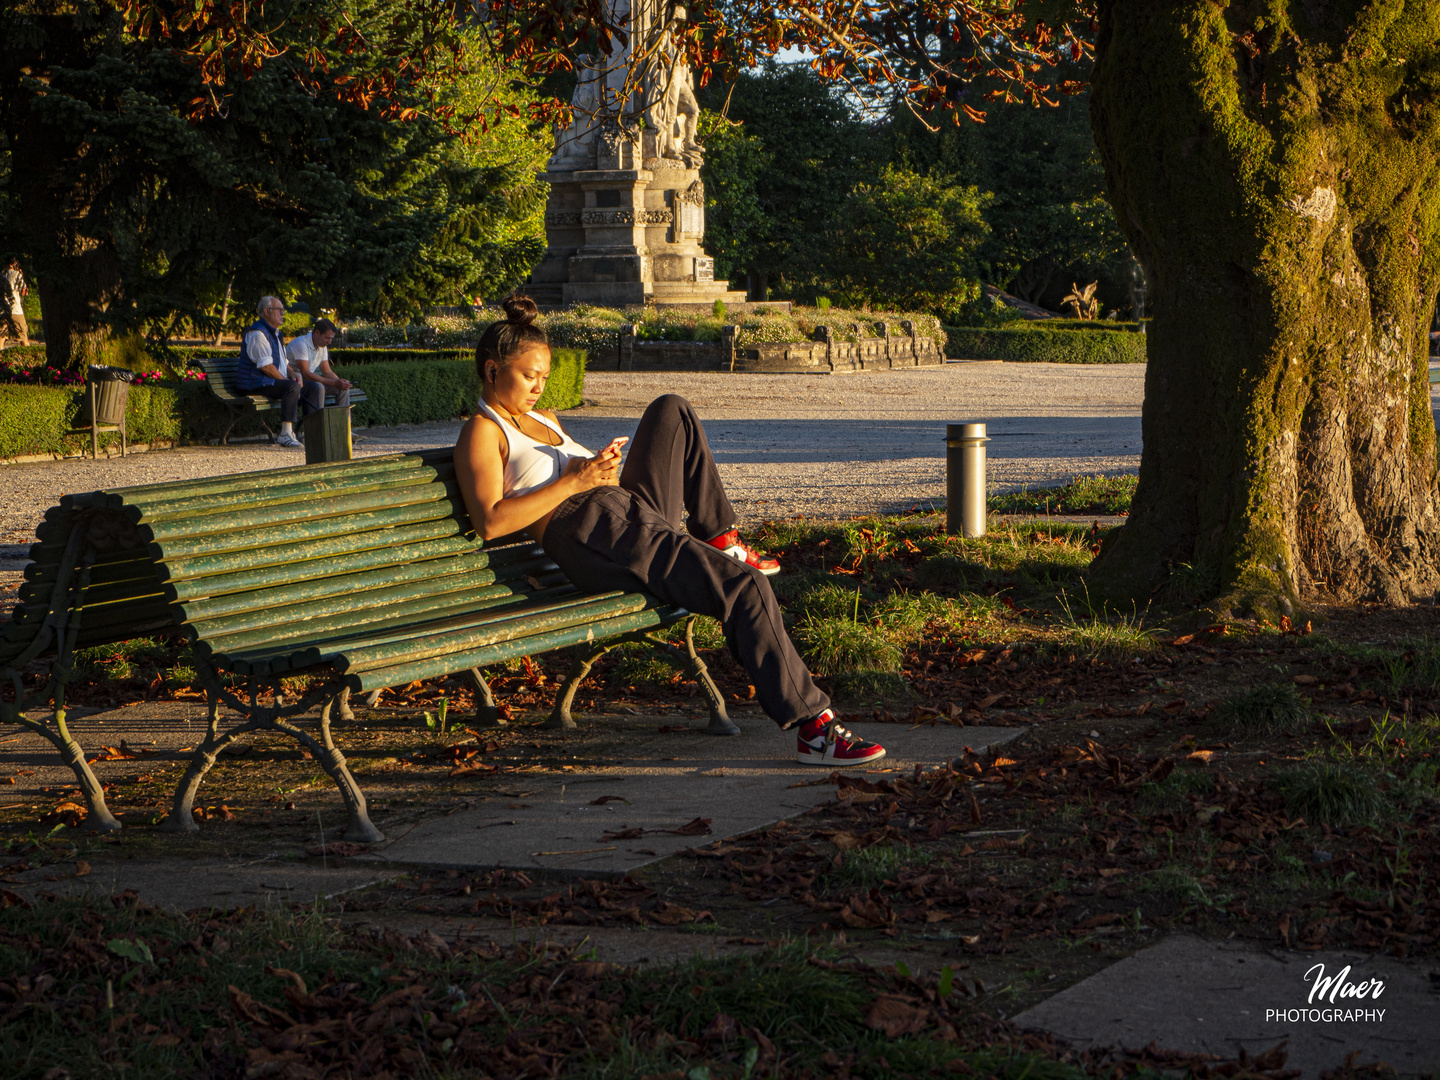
[1266,963,1387,1024]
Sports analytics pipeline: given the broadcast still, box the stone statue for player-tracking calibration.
[643,31,703,167]
[549,56,603,170]
[531,0,740,310]
[545,0,704,172]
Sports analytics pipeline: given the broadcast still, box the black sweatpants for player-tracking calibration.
[543,394,828,729]
[248,378,322,425]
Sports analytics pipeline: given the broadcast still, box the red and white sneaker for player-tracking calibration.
[795,710,887,766]
[707,528,780,576]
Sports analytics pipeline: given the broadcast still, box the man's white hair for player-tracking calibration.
[257,295,282,315]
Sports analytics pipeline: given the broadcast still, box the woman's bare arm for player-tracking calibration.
[454,415,622,540]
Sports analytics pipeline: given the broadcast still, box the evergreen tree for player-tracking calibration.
[0,4,547,367]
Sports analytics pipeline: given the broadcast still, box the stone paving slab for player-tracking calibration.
[368,715,1022,875]
[1013,935,1440,1078]
[6,857,392,912]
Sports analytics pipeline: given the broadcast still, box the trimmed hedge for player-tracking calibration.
[943,325,1147,364]
[0,350,586,460]
[335,348,583,426]
[329,347,468,365]
[0,383,213,460]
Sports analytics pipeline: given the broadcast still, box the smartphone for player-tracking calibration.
[600,436,629,456]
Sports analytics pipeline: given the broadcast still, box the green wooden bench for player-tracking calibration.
[0,449,736,843]
[194,355,369,444]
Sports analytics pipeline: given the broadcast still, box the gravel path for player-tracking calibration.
[0,361,1144,546]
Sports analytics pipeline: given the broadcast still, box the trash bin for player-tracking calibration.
[76,365,133,458]
[82,366,133,425]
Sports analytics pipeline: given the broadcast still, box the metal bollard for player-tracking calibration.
[946,422,989,537]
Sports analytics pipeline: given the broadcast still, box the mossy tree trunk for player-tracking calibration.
[1088,1,1440,611]
[2,8,121,373]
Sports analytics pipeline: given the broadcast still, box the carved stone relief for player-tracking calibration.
[580,209,673,227]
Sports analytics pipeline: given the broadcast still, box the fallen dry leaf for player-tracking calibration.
[306,842,372,858]
[866,996,929,1037]
[649,901,714,926]
[661,816,712,836]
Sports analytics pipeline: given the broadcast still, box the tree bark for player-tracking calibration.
[2,9,123,372]
[1087,1,1440,613]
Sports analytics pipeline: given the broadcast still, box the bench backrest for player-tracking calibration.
[3,450,565,677]
[193,355,249,398]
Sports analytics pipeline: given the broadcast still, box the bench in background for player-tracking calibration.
[193,355,369,444]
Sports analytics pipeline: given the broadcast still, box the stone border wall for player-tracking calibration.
[614,321,945,373]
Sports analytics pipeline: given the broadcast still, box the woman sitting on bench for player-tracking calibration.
[453,295,885,767]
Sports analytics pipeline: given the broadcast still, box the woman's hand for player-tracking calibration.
[565,450,620,491]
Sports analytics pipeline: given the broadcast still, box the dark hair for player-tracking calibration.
[313,317,336,336]
[476,294,548,382]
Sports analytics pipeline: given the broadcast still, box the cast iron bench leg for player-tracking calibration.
[684,616,740,736]
[46,533,123,831]
[176,665,383,843]
[545,643,610,730]
[162,689,262,833]
[337,685,356,722]
[469,668,504,728]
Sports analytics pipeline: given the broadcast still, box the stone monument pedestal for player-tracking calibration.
[529,148,746,311]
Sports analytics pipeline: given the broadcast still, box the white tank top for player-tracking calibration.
[476,400,592,498]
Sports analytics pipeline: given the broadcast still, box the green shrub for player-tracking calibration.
[335,349,583,427]
[0,383,211,459]
[943,325,1147,364]
[0,351,585,457]
[538,348,586,411]
[328,348,469,365]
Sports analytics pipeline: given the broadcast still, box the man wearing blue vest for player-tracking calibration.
[237,295,322,448]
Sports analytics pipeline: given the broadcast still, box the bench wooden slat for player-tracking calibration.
[72,452,448,510]
[334,591,646,673]
[159,519,464,585]
[226,587,572,678]
[347,604,683,693]
[134,464,451,525]
[195,581,537,667]
[151,500,462,563]
[144,477,457,544]
[186,561,536,644]
[172,549,493,620]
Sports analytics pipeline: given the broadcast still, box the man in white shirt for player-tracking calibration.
[285,318,353,408]
[238,295,321,448]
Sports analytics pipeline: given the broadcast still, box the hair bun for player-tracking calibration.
[501,294,539,327]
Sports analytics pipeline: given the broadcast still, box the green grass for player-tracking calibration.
[1053,590,1158,661]
[988,475,1138,517]
[1211,683,1310,737]
[1136,770,1215,815]
[1137,864,1211,906]
[0,896,1086,1080]
[828,844,932,889]
[831,669,915,704]
[792,616,902,675]
[604,641,684,686]
[1271,762,1385,827]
